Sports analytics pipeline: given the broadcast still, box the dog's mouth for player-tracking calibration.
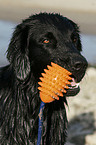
[65,75,80,96]
[68,77,80,89]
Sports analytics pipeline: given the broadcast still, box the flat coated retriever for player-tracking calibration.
[0,13,88,145]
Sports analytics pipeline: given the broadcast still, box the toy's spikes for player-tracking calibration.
[38,62,72,103]
[51,62,72,75]
[38,82,64,96]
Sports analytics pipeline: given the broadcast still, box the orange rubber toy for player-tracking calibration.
[38,62,72,103]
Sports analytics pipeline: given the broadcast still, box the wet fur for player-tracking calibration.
[0,13,87,144]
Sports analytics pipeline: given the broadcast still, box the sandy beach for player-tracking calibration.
[0,0,96,34]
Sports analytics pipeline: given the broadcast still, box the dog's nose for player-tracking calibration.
[74,61,84,71]
[72,56,88,72]
[69,55,88,82]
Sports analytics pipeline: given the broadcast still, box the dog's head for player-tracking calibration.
[7,13,88,97]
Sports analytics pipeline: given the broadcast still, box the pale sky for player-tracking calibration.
[1,0,96,12]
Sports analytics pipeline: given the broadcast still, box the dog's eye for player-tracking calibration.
[73,38,77,43]
[43,39,50,44]
[71,33,78,43]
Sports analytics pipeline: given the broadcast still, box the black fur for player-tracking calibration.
[0,13,88,145]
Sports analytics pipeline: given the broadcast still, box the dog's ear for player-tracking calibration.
[7,23,31,80]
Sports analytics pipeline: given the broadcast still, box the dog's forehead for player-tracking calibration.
[28,13,79,42]
[41,18,73,31]
[32,13,74,28]
[29,13,75,31]
[30,19,75,39]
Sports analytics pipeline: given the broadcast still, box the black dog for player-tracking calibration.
[0,13,87,145]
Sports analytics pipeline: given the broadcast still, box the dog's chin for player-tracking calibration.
[65,86,80,96]
[65,78,80,97]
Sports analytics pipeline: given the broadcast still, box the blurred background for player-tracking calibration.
[0,0,96,144]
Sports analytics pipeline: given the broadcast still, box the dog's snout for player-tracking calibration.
[64,53,88,72]
[73,60,86,71]
[63,53,88,82]
[72,56,88,71]
[70,55,88,82]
